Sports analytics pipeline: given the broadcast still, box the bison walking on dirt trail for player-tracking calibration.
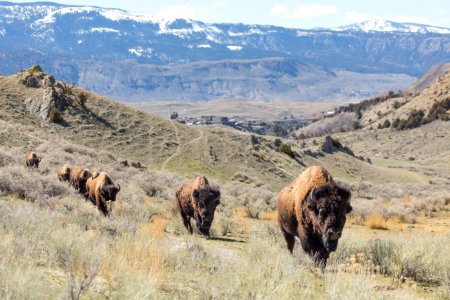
[85,171,120,216]
[26,152,41,168]
[176,176,220,238]
[277,166,352,268]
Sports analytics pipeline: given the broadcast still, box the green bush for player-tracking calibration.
[78,92,88,107]
[280,143,295,158]
[49,108,64,123]
[30,65,42,74]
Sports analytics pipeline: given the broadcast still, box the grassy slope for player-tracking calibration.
[361,72,450,128]
[1,69,450,299]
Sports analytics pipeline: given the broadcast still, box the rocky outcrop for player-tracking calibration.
[20,65,65,121]
[18,65,55,88]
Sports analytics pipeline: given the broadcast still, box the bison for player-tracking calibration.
[277,166,352,268]
[85,171,120,216]
[175,176,220,238]
[57,164,71,182]
[69,167,92,195]
[25,152,41,168]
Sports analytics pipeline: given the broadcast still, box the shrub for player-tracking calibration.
[56,82,74,96]
[49,108,64,123]
[250,135,259,145]
[30,65,42,74]
[280,143,295,158]
[365,215,388,230]
[78,92,88,107]
[381,119,391,129]
[274,138,282,148]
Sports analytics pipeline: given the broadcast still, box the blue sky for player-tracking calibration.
[11,0,450,28]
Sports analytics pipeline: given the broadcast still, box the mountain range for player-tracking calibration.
[0,1,449,102]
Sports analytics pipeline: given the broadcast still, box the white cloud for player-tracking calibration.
[155,4,196,20]
[270,4,288,16]
[271,3,337,19]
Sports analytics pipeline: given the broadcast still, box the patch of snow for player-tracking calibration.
[228,28,264,36]
[197,44,211,48]
[91,27,120,33]
[128,47,153,57]
[227,45,242,51]
[332,18,450,34]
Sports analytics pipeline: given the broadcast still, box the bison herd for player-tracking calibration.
[26,152,352,268]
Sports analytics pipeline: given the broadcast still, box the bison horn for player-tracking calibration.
[117,183,120,191]
[38,158,42,162]
[308,187,316,202]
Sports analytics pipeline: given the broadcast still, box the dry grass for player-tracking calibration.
[365,215,389,230]
[259,210,278,222]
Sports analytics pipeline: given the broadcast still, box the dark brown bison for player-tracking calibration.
[69,167,92,195]
[85,171,120,216]
[25,152,41,168]
[175,176,220,238]
[277,166,352,268]
[57,164,71,182]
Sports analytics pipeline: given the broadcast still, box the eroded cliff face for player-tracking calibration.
[18,66,66,121]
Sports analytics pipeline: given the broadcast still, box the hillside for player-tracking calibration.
[408,63,450,93]
[1,2,450,101]
[360,72,450,129]
[0,68,449,299]
[2,66,444,191]
[74,58,415,102]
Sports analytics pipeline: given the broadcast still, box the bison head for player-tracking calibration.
[193,187,221,237]
[100,183,121,202]
[62,168,71,181]
[306,183,352,252]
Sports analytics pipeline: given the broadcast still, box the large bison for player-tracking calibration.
[25,152,41,168]
[175,176,220,238]
[57,164,71,182]
[277,166,352,268]
[85,171,120,216]
[69,167,92,195]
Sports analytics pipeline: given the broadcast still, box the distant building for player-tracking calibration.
[323,111,336,118]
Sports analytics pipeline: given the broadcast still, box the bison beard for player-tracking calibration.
[176,176,220,238]
[277,166,352,269]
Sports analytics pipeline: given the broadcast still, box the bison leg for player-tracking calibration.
[281,227,295,253]
[180,211,193,234]
[312,251,329,271]
[97,199,109,216]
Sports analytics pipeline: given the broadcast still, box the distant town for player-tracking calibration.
[171,110,337,136]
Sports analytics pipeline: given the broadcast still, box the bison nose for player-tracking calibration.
[327,229,342,241]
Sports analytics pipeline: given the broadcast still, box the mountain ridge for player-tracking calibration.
[0,1,449,102]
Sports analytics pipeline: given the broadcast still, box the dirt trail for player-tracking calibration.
[161,126,206,171]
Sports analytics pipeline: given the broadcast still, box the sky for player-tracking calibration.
[10,0,450,29]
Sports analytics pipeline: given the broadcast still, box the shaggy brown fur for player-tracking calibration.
[278,166,352,268]
[57,164,71,182]
[175,176,220,237]
[85,172,99,201]
[85,172,120,216]
[25,152,41,168]
[69,167,92,194]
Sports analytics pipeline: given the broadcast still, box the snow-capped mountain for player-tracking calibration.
[332,18,450,34]
[0,1,449,102]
